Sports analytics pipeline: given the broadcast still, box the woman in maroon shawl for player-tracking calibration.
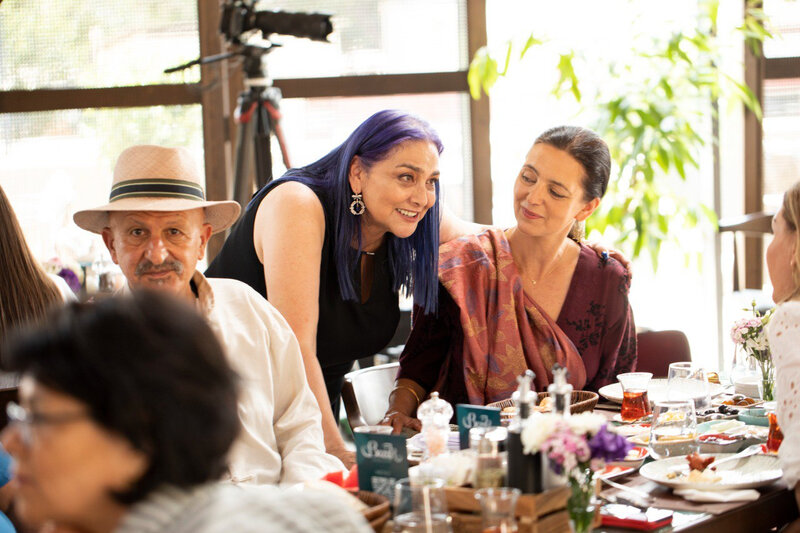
[381,126,637,432]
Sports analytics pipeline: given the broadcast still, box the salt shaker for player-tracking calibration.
[549,363,572,417]
[417,391,453,461]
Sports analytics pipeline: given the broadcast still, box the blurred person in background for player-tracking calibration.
[0,292,371,533]
[72,145,343,486]
[0,184,73,342]
[382,126,636,432]
[765,181,800,532]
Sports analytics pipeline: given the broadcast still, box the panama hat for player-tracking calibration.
[73,145,241,234]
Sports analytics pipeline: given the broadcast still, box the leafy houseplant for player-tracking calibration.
[468,0,770,267]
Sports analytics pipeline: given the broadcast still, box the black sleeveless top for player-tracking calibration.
[206,179,400,410]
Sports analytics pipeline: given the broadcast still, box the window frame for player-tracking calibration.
[0,0,491,260]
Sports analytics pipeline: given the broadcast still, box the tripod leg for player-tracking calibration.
[254,100,273,189]
[233,111,255,209]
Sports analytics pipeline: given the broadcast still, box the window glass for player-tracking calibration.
[0,0,199,90]
[247,0,469,78]
[764,0,800,58]
[0,106,203,261]
[763,78,800,211]
[275,92,473,219]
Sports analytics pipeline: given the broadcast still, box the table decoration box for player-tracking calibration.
[443,486,571,533]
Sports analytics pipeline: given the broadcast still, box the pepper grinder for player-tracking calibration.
[417,391,453,462]
[549,363,572,417]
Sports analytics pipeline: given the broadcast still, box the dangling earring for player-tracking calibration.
[349,193,366,216]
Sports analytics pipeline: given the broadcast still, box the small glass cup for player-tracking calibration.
[649,400,698,460]
[475,487,520,533]
[617,372,652,421]
[393,477,452,533]
[667,362,712,411]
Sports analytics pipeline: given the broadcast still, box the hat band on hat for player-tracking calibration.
[109,179,206,203]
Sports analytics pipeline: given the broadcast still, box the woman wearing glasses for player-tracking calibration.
[0,292,369,533]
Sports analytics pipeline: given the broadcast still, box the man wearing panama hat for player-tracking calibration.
[74,145,344,486]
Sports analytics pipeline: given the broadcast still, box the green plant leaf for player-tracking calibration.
[520,34,543,59]
[553,52,581,102]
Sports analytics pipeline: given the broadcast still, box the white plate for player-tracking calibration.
[598,378,724,405]
[639,453,782,490]
[406,430,461,454]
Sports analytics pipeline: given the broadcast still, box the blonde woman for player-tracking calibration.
[766,181,800,532]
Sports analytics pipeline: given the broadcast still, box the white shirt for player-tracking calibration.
[768,300,800,488]
[180,272,344,485]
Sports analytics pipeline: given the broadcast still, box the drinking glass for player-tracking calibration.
[649,400,698,460]
[475,487,520,533]
[617,372,652,421]
[667,362,712,411]
[393,477,453,533]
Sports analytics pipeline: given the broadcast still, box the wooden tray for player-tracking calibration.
[445,486,571,533]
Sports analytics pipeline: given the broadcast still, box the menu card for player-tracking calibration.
[354,432,409,500]
[456,404,501,449]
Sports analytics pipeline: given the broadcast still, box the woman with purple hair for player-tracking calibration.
[207,110,477,466]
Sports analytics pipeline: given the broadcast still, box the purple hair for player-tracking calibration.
[280,110,443,313]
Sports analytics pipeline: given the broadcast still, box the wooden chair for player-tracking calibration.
[635,329,692,378]
[341,362,399,429]
[717,211,774,292]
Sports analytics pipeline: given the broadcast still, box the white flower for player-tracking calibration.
[566,412,606,436]
[520,413,558,454]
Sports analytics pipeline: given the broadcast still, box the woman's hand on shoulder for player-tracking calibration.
[380,411,422,434]
[585,241,632,276]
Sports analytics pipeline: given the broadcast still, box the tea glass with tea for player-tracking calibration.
[649,400,698,460]
[767,412,784,452]
[617,372,653,422]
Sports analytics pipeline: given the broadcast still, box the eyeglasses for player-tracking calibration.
[6,401,88,445]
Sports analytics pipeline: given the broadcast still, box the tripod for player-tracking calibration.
[231,44,292,208]
[165,43,292,209]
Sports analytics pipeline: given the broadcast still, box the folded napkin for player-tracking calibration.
[673,488,760,502]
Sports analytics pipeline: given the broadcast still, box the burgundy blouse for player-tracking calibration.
[397,243,637,405]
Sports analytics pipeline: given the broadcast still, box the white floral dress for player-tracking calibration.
[768,300,800,488]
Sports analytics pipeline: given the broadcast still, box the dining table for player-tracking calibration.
[591,399,799,532]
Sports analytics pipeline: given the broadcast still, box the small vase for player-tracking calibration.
[757,352,775,402]
[567,467,596,533]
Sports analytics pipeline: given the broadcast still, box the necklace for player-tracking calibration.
[528,246,566,287]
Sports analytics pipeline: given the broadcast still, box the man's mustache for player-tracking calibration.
[135,259,184,277]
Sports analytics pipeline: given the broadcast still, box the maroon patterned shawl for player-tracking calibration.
[437,228,586,404]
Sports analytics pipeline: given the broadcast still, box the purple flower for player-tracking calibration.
[588,425,632,462]
[58,268,81,294]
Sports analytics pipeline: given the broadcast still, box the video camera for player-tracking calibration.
[220,0,333,44]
